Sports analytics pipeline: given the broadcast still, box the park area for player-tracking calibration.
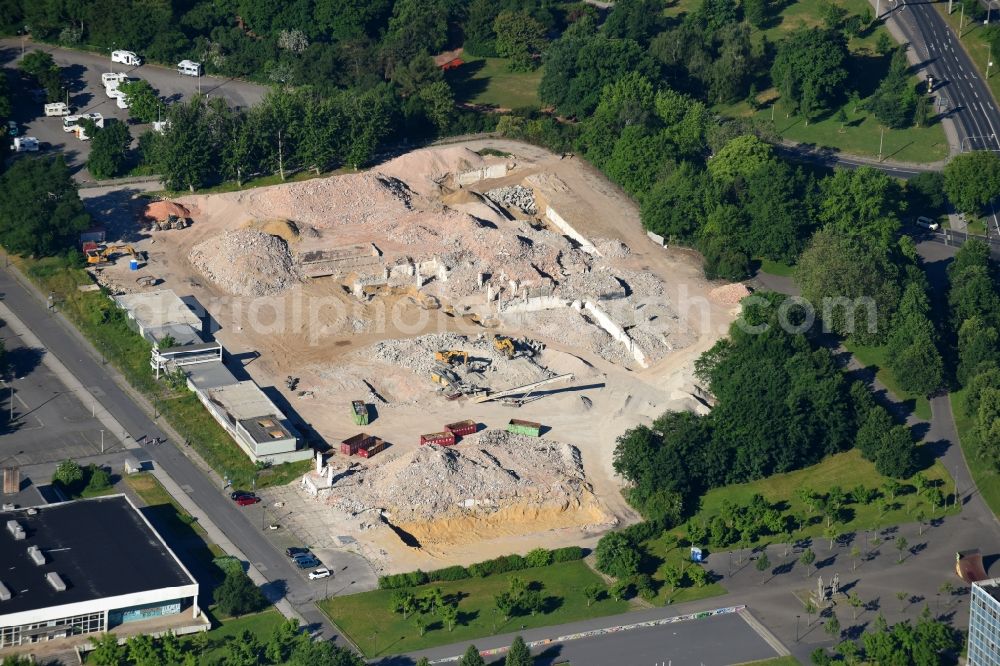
[319,560,630,657]
[446,56,543,109]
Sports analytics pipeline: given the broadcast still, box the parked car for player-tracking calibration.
[308,568,331,580]
[295,556,321,569]
[285,547,310,559]
[230,490,255,500]
[916,216,940,231]
[235,495,260,506]
[7,121,17,136]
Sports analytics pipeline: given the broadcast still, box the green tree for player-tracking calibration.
[662,564,683,600]
[87,121,132,179]
[0,155,91,257]
[463,0,500,56]
[799,548,816,576]
[943,150,1000,215]
[390,590,416,618]
[958,317,1000,385]
[825,615,841,640]
[595,531,641,579]
[460,644,486,666]
[214,570,267,617]
[895,536,909,563]
[493,11,547,71]
[874,426,919,479]
[125,634,160,666]
[771,28,849,119]
[161,97,214,191]
[494,592,516,622]
[265,619,302,663]
[584,584,603,607]
[849,546,862,572]
[224,629,261,666]
[53,459,84,491]
[706,134,777,187]
[849,591,863,620]
[118,80,163,124]
[868,48,918,129]
[89,633,126,666]
[505,635,532,666]
[86,465,112,492]
[413,614,428,637]
[804,599,817,625]
[440,603,459,631]
[688,564,708,587]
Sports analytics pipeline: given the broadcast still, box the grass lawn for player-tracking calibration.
[446,55,543,109]
[642,533,727,606]
[842,341,933,421]
[756,258,796,277]
[689,449,958,548]
[318,561,631,657]
[950,390,1000,518]
[934,5,1000,116]
[747,658,802,666]
[180,608,285,663]
[125,473,228,591]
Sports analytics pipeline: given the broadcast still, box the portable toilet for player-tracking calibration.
[129,258,139,271]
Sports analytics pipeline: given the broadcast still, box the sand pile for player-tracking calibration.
[143,200,190,223]
[379,146,488,194]
[330,431,594,523]
[188,229,299,296]
[711,283,752,304]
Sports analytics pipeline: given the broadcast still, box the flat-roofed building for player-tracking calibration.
[970,577,1000,666]
[0,495,206,657]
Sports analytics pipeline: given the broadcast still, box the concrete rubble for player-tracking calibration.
[188,228,300,297]
[485,184,538,215]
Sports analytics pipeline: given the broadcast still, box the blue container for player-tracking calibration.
[129,259,139,271]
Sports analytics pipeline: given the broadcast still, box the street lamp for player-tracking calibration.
[796,615,801,642]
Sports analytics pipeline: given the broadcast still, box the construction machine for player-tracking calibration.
[85,244,139,265]
[430,364,461,387]
[493,335,516,359]
[435,350,469,366]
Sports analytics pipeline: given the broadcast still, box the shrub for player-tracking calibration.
[428,565,469,582]
[550,546,584,562]
[526,548,553,568]
[378,547,585,588]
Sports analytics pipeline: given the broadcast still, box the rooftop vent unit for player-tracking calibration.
[0,581,10,601]
[25,508,38,516]
[46,572,66,592]
[2,503,14,511]
[27,545,45,566]
[6,519,25,541]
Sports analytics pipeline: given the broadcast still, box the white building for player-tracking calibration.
[0,495,205,656]
[969,577,1000,666]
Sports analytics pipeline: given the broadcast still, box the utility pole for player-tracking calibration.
[100,429,105,453]
[8,381,13,421]
[277,129,285,181]
[960,3,965,35]
[988,44,994,79]
[876,0,882,19]
[878,126,885,162]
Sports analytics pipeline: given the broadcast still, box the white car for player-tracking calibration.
[308,568,331,580]
[13,137,39,152]
[916,216,940,231]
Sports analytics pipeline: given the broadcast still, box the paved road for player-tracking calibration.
[0,265,341,643]
[888,0,1000,152]
[0,38,266,180]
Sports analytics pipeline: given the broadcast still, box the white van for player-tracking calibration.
[64,113,104,139]
[13,137,39,152]
[44,102,71,117]
[111,50,142,67]
[177,60,202,77]
[916,216,940,231]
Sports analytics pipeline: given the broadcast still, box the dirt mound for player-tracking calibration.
[330,430,598,526]
[143,200,190,223]
[380,146,488,194]
[710,283,751,304]
[188,229,300,296]
[242,218,302,243]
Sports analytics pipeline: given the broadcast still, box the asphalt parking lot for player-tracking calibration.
[1,39,266,181]
[0,316,123,468]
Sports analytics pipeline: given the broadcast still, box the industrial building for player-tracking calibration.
[0,495,205,656]
[112,289,311,465]
[969,577,1000,666]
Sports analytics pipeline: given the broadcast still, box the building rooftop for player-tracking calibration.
[185,361,238,390]
[114,290,203,332]
[205,381,287,422]
[0,495,195,616]
[239,416,294,444]
[977,577,1000,604]
[147,324,204,347]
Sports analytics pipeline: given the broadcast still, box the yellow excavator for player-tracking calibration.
[86,244,139,265]
[434,350,469,366]
[493,335,516,359]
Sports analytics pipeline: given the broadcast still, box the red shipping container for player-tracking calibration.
[420,431,456,447]
[444,419,477,437]
[358,439,386,458]
[341,433,373,456]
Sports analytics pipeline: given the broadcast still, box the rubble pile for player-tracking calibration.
[330,431,591,522]
[188,229,300,297]
[594,238,631,259]
[485,185,538,215]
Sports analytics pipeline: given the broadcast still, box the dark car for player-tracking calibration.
[235,495,261,506]
[295,556,321,569]
[286,547,310,559]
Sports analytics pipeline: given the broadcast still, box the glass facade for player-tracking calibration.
[109,599,183,626]
[969,580,1000,666]
[0,610,105,648]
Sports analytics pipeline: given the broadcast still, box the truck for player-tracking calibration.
[62,113,104,134]
[44,102,71,117]
[177,60,202,77]
[13,137,39,152]
[111,50,142,67]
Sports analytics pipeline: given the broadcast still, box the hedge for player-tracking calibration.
[377,546,586,589]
